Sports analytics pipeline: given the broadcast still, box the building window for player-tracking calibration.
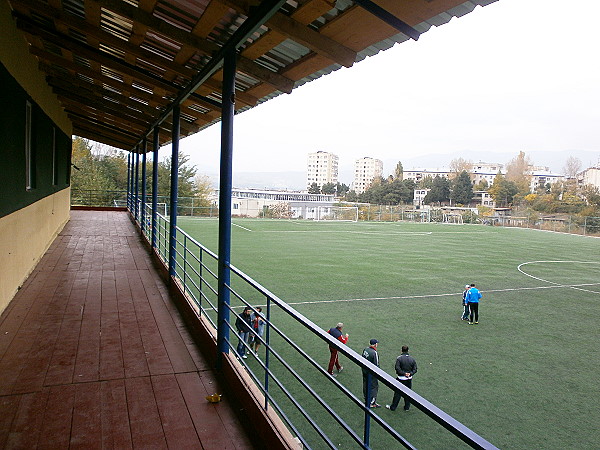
[52,127,58,186]
[25,100,34,190]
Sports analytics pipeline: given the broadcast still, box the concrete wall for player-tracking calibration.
[0,0,73,315]
[0,189,71,314]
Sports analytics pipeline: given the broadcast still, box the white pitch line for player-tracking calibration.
[232,222,252,231]
[518,260,600,287]
[260,230,433,236]
[284,282,600,307]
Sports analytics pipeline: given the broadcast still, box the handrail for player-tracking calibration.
[131,202,498,449]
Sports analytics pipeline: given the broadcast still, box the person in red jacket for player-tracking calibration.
[327,322,349,376]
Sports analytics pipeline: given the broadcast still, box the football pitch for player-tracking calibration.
[177,217,600,449]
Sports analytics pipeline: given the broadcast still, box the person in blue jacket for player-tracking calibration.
[466,283,482,324]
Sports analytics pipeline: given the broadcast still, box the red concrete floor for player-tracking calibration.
[0,210,254,449]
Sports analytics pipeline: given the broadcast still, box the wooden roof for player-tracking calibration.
[7,0,497,152]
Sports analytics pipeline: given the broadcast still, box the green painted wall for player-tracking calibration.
[1,62,71,218]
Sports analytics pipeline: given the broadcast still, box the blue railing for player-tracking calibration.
[132,202,497,449]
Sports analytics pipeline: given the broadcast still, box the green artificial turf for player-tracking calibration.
[176,217,600,449]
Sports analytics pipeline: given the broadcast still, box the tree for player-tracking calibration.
[505,151,532,194]
[418,175,434,189]
[563,156,582,179]
[489,172,519,206]
[449,158,472,179]
[474,178,488,191]
[451,171,474,205]
[423,176,450,205]
[345,190,358,202]
[308,182,320,194]
[157,152,198,198]
[394,161,404,181]
[70,137,127,192]
[321,182,337,194]
[336,183,350,197]
[194,174,214,208]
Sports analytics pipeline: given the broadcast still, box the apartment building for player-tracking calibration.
[353,157,383,194]
[471,162,503,186]
[403,169,449,183]
[578,166,600,190]
[307,151,339,190]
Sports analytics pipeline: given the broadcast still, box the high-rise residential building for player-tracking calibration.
[353,157,383,194]
[307,151,339,190]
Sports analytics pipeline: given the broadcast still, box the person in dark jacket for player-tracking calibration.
[362,339,381,408]
[386,345,417,411]
[235,307,253,359]
[462,284,470,320]
[327,322,349,375]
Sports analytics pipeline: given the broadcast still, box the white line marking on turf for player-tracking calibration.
[281,282,600,307]
[518,260,600,294]
[232,222,252,231]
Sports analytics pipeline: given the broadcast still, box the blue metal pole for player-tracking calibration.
[169,107,180,278]
[134,149,140,222]
[216,48,236,368]
[151,126,159,249]
[126,153,131,211]
[364,373,372,447]
[141,139,147,234]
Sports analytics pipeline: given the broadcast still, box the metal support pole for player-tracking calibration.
[169,107,180,278]
[152,127,159,249]
[141,139,147,234]
[363,372,372,447]
[130,152,135,212]
[216,48,236,368]
[126,153,131,211]
[134,149,140,221]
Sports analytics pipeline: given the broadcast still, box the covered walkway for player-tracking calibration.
[0,210,253,449]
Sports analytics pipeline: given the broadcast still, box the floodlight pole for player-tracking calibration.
[216,48,236,369]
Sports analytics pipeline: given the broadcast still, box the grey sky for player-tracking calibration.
[168,0,600,183]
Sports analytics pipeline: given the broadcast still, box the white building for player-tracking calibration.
[529,166,563,191]
[353,157,383,194]
[471,162,503,187]
[307,151,338,190]
[578,166,600,190]
[403,169,449,183]
[413,189,430,207]
[473,190,495,207]
[214,188,335,218]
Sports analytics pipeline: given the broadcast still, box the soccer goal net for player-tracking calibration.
[315,206,359,222]
[443,213,463,224]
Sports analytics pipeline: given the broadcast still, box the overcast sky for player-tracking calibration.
[165,0,600,181]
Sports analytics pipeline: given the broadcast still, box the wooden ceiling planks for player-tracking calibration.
[6,0,492,150]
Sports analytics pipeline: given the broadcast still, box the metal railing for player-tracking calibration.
[131,202,496,449]
[71,189,127,207]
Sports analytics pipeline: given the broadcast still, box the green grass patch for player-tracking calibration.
[177,217,600,449]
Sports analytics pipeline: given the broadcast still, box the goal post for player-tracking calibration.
[316,205,359,222]
[145,202,167,216]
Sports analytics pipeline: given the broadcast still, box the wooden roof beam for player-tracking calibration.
[219,0,356,67]
[93,0,294,94]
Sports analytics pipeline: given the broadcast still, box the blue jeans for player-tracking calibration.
[237,331,249,356]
